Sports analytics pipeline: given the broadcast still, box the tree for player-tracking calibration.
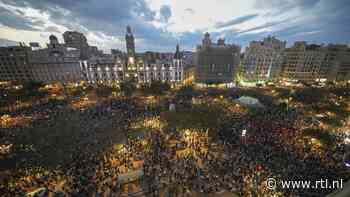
[47,97,67,107]
[96,85,114,98]
[206,88,225,97]
[302,128,336,148]
[276,88,292,99]
[329,86,350,98]
[70,87,85,97]
[141,81,170,96]
[277,102,288,111]
[120,82,136,97]
[23,80,44,91]
[20,80,47,100]
[291,87,326,104]
[0,87,13,111]
[176,85,198,99]
[148,81,170,96]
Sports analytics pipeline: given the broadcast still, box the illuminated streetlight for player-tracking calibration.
[345,137,350,145]
[241,129,247,137]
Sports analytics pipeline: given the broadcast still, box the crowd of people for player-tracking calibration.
[1,97,146,196]
[0,90,349,197]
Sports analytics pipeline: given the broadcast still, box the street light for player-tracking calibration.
[241,129,247,145]
[344,137,350,145]
[241,129,247,137]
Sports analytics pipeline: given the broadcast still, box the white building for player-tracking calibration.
[82,55,124,84]
[242,36,286,82]
[82,45,184,85]
[140,59,173,83]
[282,42,326,82]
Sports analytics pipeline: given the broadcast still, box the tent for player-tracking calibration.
[234,96,264,108]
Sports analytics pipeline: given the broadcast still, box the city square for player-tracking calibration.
[1,81,349,196]
[1,1,350,196]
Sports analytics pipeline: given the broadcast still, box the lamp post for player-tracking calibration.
[241,129,247,145]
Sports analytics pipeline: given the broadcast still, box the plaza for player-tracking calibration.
[1,81,349,196]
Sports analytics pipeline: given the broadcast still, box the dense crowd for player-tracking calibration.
[0,93,349,197]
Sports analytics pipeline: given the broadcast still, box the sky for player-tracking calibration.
[0,0,349,53]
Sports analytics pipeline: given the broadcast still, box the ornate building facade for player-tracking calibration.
[125,26,136,58]
[82,26,184,85]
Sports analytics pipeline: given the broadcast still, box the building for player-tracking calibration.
[82,54,174,85]
[63,31,89,60]
[282,42,327,82]
[82,26,140,84]
[140,59,173,83]
[323,44,350,82]
[111,49,124,58]
[125,26,136,58]
[82,32,184,86]
[195,33,240,86]
[63,31,101,59]
[182,51,194,67]
[28,35,82,83]
[0,43,32,82]
[172,44,184,83]
[242,36,286,82]
[82,54,124,84]
[138,45,183,84]
[183,66,196,85]
[142,51,173,63]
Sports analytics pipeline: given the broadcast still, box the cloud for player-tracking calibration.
[0,0,349,52]
[160,5,171,23]
[290,30,322,37]
[45,26,61,33]
[184,8,195,15]
[0,38,19,46]
[0,6,38,31]
[237,18,291,35]
[215,14,259,28]
[255,0,321,11]
[0,0,176,52]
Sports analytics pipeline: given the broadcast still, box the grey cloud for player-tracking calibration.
[160,5,172,23]
[215,14,259,28]
[255,0,321,10]
[237,18,291,35]
[0,0,349,52]
[45,26,61,33]
[0,38,19,46]
[184,8,195,15]
[0,0,175,51]
[2,0,156,34]
[0,7,38,31]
